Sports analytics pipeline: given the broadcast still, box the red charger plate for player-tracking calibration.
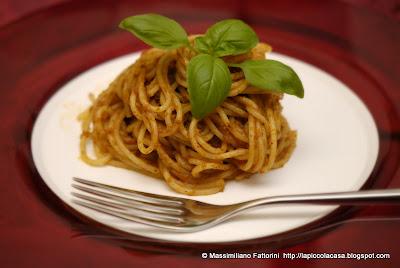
[0,0,399,267]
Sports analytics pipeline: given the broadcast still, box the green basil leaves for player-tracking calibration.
[119,14,304,119]
[187,54,232,119]
[195,19,259,57]
[236,60,304,98]
[119,14,189,49]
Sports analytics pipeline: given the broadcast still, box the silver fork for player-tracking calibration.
[71,177,400,232]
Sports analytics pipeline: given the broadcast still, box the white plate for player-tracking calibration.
[31,52,379,243]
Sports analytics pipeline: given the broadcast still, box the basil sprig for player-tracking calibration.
[234,60,304,98]
[194,19,259,57]
[119,14,304,119]
[119,14,189,49]
[187,54,232,119]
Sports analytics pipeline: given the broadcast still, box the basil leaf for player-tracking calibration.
[188,54,232,119]
[119,14,189,49]
[238,60,304,98]
[203,19,258,57]
[194,36,213,54]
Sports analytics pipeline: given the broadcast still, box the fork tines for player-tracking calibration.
[71,177,188,229]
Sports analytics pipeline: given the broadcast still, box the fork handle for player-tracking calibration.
[248,188,400,208]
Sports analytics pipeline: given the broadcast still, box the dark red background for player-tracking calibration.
[1,0,399,26]
[0,0,399,267]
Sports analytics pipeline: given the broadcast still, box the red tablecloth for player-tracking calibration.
[1,0,399,27]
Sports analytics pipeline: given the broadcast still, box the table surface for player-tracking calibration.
[1,0,399,27]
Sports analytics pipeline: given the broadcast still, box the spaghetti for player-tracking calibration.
[79,41,297,195]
